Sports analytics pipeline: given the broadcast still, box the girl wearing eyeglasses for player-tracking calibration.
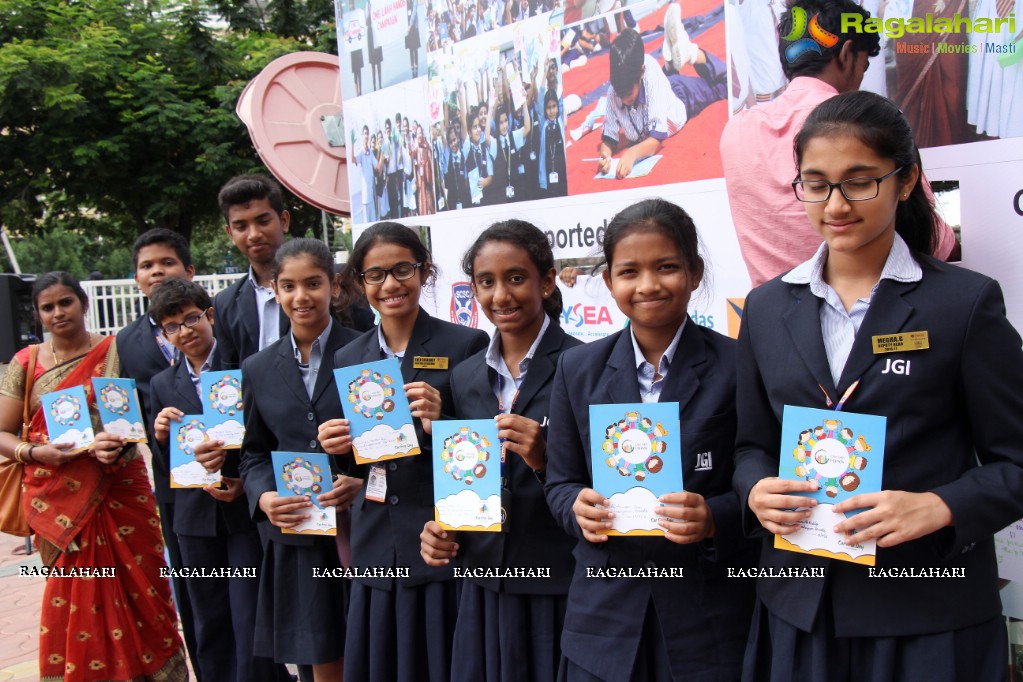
[318,221,488,682]
[734,90,1023,681]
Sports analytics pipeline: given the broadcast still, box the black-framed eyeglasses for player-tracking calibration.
[161,309,209,336]
[359,262,423,285]
[792,167,904,203]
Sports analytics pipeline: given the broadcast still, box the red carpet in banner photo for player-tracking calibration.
[564,0,726,195]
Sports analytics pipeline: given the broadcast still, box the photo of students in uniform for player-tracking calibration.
[427,16,567,211]
[338,0,430,99]
[345,79,437,225]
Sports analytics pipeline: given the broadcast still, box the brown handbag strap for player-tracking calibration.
[21,345,39,441]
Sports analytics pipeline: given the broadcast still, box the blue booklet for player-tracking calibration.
[169,415,221,489]
[91,378,147,443]
[432,419,502,532]
[589,402,682,536]
[272,452,336,536]
[775,405,886,566]
[41,385,95,453]
[334,358,421,464]
[200,370,245,449]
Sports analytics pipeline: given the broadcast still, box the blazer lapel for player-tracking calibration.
[512,324,564,415]
[462,354,500,416]
[658,323,705,414]
[399,308,434,384]
[171,364,202,414]
[603,331,642,405]
[783,284,837,398]
[837,279,918,392]
[274,339,312,405]
[237,282,261,346]
[311,324,348,404]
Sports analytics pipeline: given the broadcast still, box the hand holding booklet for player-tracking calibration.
[774,405,887,566]
[589,402,682,536]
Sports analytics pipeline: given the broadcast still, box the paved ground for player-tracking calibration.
[0,533,202,681]
[0,533,42,682]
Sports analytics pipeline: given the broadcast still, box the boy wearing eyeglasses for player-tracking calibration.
[148,277,284,682]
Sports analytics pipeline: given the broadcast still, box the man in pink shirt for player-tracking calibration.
[721,0,958,287]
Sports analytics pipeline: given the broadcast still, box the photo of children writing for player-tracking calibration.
[561,0,727,192]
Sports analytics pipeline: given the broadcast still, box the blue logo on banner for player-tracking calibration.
[450,282,478,328]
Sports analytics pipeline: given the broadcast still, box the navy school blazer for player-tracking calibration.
[334,308,488,589]
[148,347,254,537]
[733,257,1023,637]
[117,315,176,503]
[450,322,581,595]
[213,274,291,371]
[544,323,757,682]
[239,321,361,547]
[214,273,377,370]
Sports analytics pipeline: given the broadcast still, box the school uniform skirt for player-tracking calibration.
[344,578,461,682]
[556,599,675,682]
[742,600,1007,682]
[453,582,566,682]
[254,539,348,665]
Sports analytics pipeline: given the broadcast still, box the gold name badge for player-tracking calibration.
[871,331,929,354]
[412,356,449,370]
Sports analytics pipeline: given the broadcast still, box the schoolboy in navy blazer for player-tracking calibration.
[545,322,757,682]
[335,308,488,588]
[148,344,253,535]
[733,258,1023,637]
[214,275,291,370]
[450,322,579,594]
[240,322,361,545]
[149,343,285,682]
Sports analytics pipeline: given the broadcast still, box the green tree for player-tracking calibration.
[0,0,335,250]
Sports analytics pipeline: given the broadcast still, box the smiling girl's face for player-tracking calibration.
[359,242,427,324]
[273,254,338,335]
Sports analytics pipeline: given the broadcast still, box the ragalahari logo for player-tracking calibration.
[784,7,839,62]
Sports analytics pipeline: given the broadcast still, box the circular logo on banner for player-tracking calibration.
[602,411,668,482]
[440,427,491,485]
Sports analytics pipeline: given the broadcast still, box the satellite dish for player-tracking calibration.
[236,52,350,215]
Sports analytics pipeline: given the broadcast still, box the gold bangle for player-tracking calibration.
[14,442,28,463]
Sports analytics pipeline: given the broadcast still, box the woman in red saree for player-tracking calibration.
[0,272,186,682]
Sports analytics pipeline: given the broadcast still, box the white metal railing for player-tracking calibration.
[81,273,244,337]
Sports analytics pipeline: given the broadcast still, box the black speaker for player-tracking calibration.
[0,274,42,360]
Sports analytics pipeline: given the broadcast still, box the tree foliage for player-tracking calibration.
[0,0,337,255]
